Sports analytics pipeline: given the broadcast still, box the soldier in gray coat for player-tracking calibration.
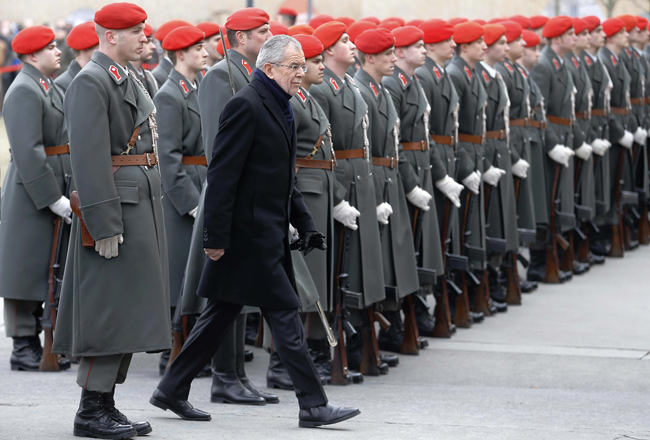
[151,21,192,87]
[130,24,158,98]
[0,26,72,372]
[53,5,169,438]
[55,21,98,93]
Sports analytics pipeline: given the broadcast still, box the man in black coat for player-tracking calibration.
[150,34,360,429]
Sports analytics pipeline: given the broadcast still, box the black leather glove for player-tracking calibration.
[299,231,327,256]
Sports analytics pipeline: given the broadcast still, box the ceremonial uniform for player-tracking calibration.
[55,59,81,93]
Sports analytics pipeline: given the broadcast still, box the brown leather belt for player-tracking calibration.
[529,120,546,129]
[645,97,650,104]
[111,153,158,167]
[401,140,428,151]
[45,144,70,156]
[485,129,506,140]
[611,107,629,115]
[372,157,398,168]
[458,133,483,144]
[334,148,365,159]
[430,134,455,145]
[574,111,589,119]
[547,115,572,126]
[591,108,607,117]
[630,97,644,106]
[509,118,528,127]
[181,155,207,166]
[295,158,335,170]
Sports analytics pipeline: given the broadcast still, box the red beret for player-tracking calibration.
[356,28,395,55]
[359,16,380,25]
[473,19,487,25]
[488,18,505,24]
[66,22,99,51]
[602,18,625,38]
[582,16,600,32]
[638,16,648,30]
[483,24,506,46]
[406,19,424,27]
[384,17,405,26]
[392,25,424,48]
[379,19,402,31]
[309,15,334,29]
[573,18,588,35]
[155,20,192,42]
[270,21,289,35]
[288,24,314,36]
[453,21,483,44]
[216,37,230,56]
[144,23,154,37]
[94,2,147,30]
[510,15,531,30]
[336,17,355,29]
[347,21,377,43]
[225,8,269,31]
[162,25,205,51]
[196,22,220,38]
[529,15,548,30]
[448,17,469,26]
[522,29,541,47]
[542,16,572,39]
[294,34,324,58]
[501,21,522,43]
[419,20,454,44]
[278,7,297,17]
[617,15,637,32]
[313,21,346,50]
[11,25,55,55]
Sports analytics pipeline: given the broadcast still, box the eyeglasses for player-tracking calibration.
[273,63,308,73]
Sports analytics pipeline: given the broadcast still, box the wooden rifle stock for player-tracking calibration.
[545,164,562,282]
[360,308,384,374]
[330,226,350,385]
[461,191,491,316]
[609,146,625,257]
[505,177,522,306]
[444,198,471,328]
[41,217,63,371]
[400,295,420,354]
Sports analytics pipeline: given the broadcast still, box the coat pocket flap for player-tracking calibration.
[296,176,324,195]
[116,180,139,204]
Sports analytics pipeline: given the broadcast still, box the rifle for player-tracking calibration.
[218,28,236,96]
[632,141,650,244]
[544,163,570,281]
[442,197,471,328]
[461,190,491,316]
[609,145,626,257]
[40,174,71,371]
[504,176,522,306]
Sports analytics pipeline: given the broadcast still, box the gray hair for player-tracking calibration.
[255,35,302,69]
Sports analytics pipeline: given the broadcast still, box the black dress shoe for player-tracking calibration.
[380,353,399,367]
[104,387,152,436]
[58,356,72,371]
[415,301,436,336]
[572,260,589,275]
[559,270,573,282]
[491,300,508,313]
[74,389,138,439]
[417,336,429,349]
[244,349,254,363]
[348,371,364,384]
[588,252,605,265]
[267,351,294,390]
[470,311,484,323]
[240,377,279,404]
[150,388,211,421]
[299,404,361,428]
[10,336,41,371]
[520,280,537,293]
[210,372,265,405]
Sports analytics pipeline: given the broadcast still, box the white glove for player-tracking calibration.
[634,127,647,145]
[511,159,530,179]
[188,206,198,218]
[333,200,360,230]
[591,139,609,156]
[48,196,72,224]
[95,234,123,259]
[435,175,463,207]
[482,165,506,186]
[619,130,634,149]
[548,144,572,167]
[575,142,593,161]
[288,223,300,242]
[376,202,393,225]
[406,186,432,211]
[462,171,481,194]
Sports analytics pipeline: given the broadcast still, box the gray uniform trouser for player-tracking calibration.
[77,354,133,393]
[3,299,41,337]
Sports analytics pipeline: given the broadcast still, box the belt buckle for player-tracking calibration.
[145,153,153,167]
[390,156,397,168]
[330,158,336,170]
[420,140,427,151]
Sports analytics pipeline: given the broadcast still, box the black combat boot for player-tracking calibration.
[73,389,137,439]
[104,387,152,436]
[414,295,436,336]
[377,311,404,353]
[158,349,170,376]
[266,350,294,390]
[307,338,333,383]
[526,248,546,282]
[10,336,41,371]
[488,266,508,313]
[210,323,265,405]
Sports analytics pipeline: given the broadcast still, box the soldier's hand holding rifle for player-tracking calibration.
[482,166,506,186]
[462,171,481,194]
[435,175,464,207]
[49,196,72,224]
[333,200,360,230]
[511,159,530,178]
[618,130,634,149]
[548,144,574,167]
[406,186,432,211]
[376,202,393,225]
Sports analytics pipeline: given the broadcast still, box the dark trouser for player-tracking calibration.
[3,299,41,337]
[77,354,133,393]
[158,298,327,410]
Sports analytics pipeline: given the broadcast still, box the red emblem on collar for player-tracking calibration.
[297,89,307,102]
[553,58,560,70]
[201,68,207,76]
[464,65,472,80]
[329,77,339,91]
[241,59,252,75]
[505,63,514,73]
[584,56,592,66]
[109,65,121,81]
[482,70,490,83]
[39,78,49,92]
[369,82,379,97]
[398,72,407,86]
[625,48,631,57]
[572,56,579,68]
[611,55,617,66]
[433,66,441,79]
[517,65,527,78]
[179,80,189,93]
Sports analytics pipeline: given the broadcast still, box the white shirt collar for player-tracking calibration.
[480,61,497,78]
